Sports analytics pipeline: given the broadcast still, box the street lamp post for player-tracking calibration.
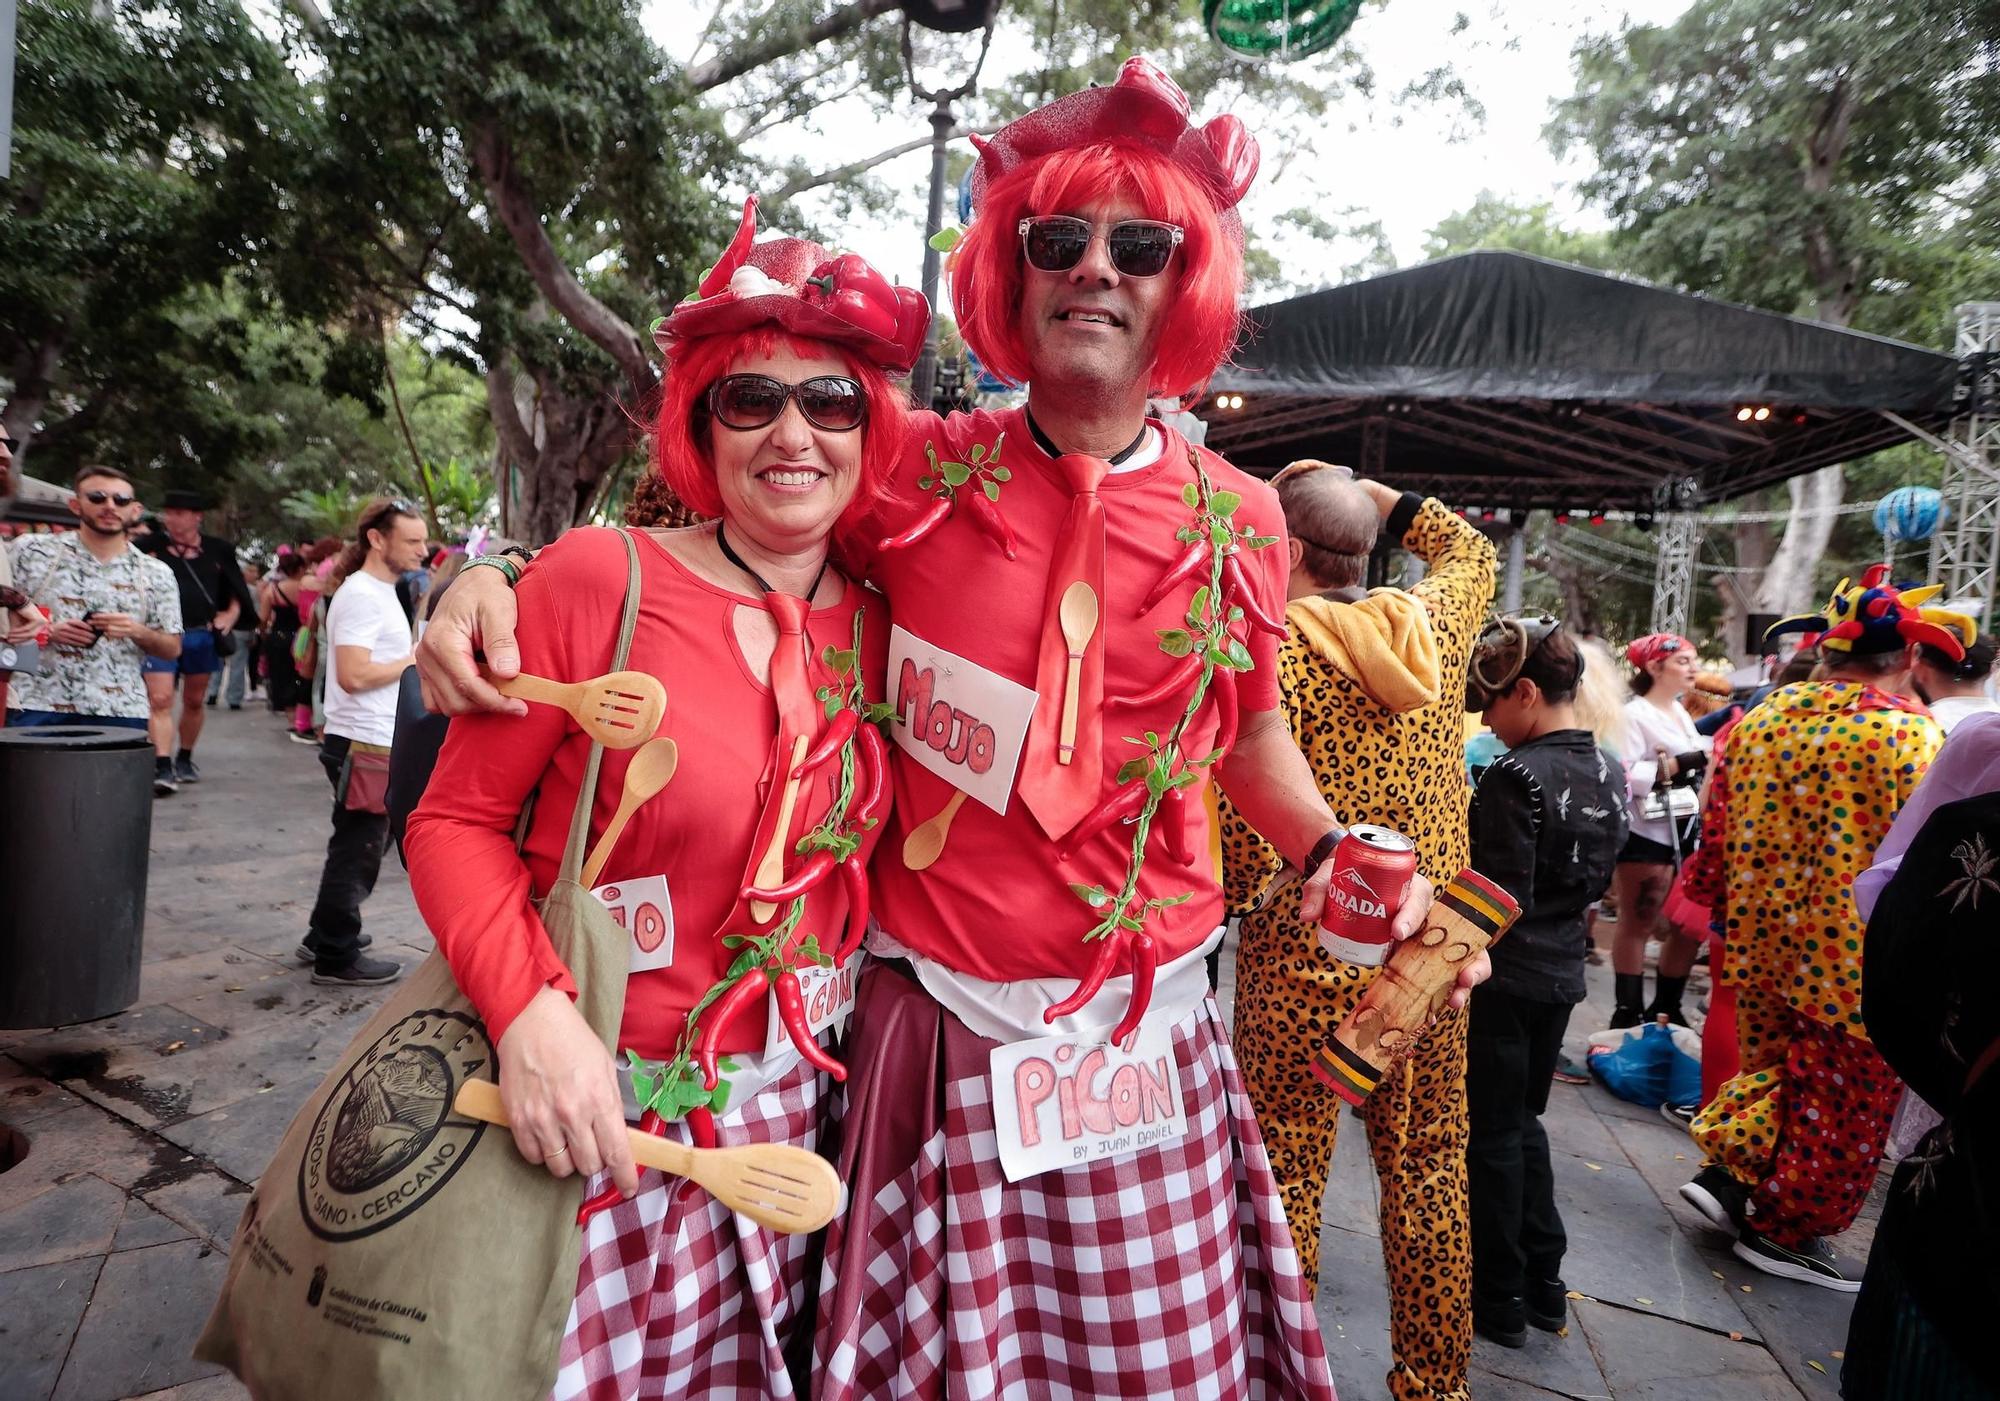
[911,95,956,408]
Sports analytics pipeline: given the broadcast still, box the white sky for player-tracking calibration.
[644,0,1694,309]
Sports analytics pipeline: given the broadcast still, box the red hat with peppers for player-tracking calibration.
[967,55,1261,243]
[1625,633,1694,669]
[656,196,930,374]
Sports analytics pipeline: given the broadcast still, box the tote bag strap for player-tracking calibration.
[553,528,645,885]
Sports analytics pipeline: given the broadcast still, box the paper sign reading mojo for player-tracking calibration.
[887,623,1038,816]
[987,1020,1188,1182]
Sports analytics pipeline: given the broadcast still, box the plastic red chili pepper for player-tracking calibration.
[577,1107,676,1224]
[1057,782,1148,862]
[1138,540,1211,616]
[803,252,901,343]
[774,970,848,1081]
[1223,551,1288,639]
[1208,667,1240,759]
[1159,782,1196,866]
[960,486,1017,560]
[1043,929,1128,1023]
[674,1105,720,1203]
[877,497,952,553]
[742,850,838,903]
[836,853,870,962]
[1107,651,1204,711]
[793,709,859,779]
[1111,931,1158,1049]
[854,721,888,821]
[696,966,768,1090]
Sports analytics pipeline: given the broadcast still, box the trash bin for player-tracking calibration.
[0,725,153,1027]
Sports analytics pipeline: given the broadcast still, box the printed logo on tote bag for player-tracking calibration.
[298,1009,492,1240]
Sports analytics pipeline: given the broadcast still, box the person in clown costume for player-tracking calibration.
[405,228,923,1396]
[417,58,1494,1397]
[1676,565,1971,1291]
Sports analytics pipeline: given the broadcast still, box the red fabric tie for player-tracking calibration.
[1018,454,1107,841]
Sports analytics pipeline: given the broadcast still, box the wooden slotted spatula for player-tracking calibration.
[453,1080,841,1235]
[494,670,666,750]
[580,737,680,888]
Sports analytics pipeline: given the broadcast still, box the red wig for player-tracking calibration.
[649,324,912,559]
[949,143,1244,398]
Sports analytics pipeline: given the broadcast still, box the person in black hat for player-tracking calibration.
[137,488,258,791]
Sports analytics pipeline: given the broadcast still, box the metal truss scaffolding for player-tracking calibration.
[1931,303,2000,627]
[1651,477,1703,637]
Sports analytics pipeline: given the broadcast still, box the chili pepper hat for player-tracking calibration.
[1762,563,1975,660]
[967,55,1261,243]
[655,196,931,375]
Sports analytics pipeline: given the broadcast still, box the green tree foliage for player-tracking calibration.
[1420,191,1616,269]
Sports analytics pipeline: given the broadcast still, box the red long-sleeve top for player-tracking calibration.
[405,527,887,1057]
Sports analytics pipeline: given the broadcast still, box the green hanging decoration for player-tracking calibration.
[1203,0,1364,61]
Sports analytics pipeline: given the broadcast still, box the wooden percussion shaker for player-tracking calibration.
[1307,868,1521,1105]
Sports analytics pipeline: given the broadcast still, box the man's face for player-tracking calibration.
[70,475,136,536]
[163,506,202,540]
[1484,682,1535,749]
[1016,198,1175,394]
[371,514,429,573]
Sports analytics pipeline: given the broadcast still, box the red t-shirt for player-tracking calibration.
[405,528,887,1057]
[866,407,1288,980]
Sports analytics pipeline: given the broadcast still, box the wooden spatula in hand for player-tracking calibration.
[494,670,667,750]
[453,1080,841,1235]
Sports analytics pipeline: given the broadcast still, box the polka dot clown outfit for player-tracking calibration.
[1689,566,1969,1255]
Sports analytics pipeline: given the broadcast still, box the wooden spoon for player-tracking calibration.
[749,735,812,923]
[495,670,666,750]
[902,790,968,871]
[453,1080,840,1235]
[580,737,680,888]
[1057,581,1099,765]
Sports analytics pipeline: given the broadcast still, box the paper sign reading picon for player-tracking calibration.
[987,1019,1187,1182]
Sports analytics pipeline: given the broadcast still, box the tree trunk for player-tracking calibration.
[1722,514,1774,661]
[1752,466,1844,615]
[2,328,71,476]
[484,355,641,546]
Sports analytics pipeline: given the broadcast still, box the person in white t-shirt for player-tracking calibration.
[1612,632,1711,1027]
[1911,632,1998,734]
[301,498,426,986]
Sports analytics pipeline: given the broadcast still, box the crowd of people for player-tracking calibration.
[11,53,1994,1401]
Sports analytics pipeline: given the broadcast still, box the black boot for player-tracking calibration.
[1610,973,1646,1028]
[1647,975,1689,1027]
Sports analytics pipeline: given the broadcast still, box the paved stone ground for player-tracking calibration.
[2,706,1873,1399]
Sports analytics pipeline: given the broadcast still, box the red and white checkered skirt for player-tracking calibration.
[551,1054,826,1400]
[813,961,1337,1400]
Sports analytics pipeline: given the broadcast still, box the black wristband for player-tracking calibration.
[496,544,535,563]
[1384,490,1423,544]
[1300,827,1347,882]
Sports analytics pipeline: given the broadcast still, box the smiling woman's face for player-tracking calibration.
[706,344,865,557]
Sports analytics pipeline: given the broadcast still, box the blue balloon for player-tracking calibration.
[1874,485,1945,542]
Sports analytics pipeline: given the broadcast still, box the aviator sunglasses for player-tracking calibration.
[1017,216,1186,279]
[82,489,137,506]
[708,374,867,433]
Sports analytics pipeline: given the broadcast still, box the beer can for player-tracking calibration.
[1317,824,1418,967]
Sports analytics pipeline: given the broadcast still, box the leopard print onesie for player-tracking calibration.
[1222,497,1495,1401]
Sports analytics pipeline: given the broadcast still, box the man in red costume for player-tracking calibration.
[419,57,1489,1397]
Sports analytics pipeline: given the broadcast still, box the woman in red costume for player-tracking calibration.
[403,216,923,1399]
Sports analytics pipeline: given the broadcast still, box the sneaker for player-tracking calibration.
[1473,1297,1527,1349]
[205,695,217,708]
[1553,1056,1591,1085]
[1608,1003,1644,1029]
[174,755,200,783]
[286,729,318,746]
[1524,1277,1567,1332]
[153,762,179,797]
[1732,1229,1863,1292]
[296,934,372,964]
[1679,1165,1749,1233]
[311,954,403,986]
[1661,1101,1697,1129]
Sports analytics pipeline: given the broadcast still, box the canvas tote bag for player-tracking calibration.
[197,530,644,1400]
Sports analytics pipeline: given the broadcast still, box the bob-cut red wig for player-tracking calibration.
[648,324,912,559]
[949,143,1244,398]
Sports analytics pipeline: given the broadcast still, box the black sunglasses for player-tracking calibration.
[1,436,17,452]
[707,374,866,433]
[1018,216,1186,278]
[82,489,136,506]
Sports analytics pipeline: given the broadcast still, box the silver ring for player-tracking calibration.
[547,1144,570,1159]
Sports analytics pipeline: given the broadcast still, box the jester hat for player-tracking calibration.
[1761,564,1974,661]
[656,196,930,375]
[966,56,1261,244]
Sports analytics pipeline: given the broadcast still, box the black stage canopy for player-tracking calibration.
[1203,251,1963,513]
